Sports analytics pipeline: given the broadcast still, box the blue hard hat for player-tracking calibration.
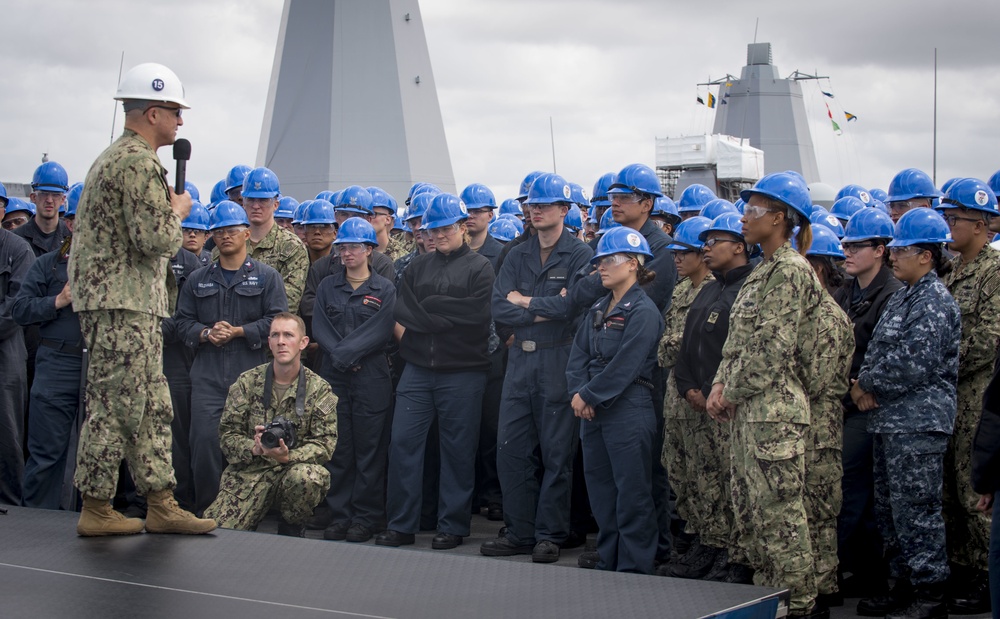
[185,181,200,201]
[498,213,525,234]
[667,216,712,251]
[587,205,599,224]
[805,225,845,259]
[316,190,336,202]
[733,198,746,214]
[224,164,253,193]
[568,183,591,209]
[940,178,963,197]
[460,183,497,210]
[699,212,745,242]
[499,198,522,217]
[872,199,890,216]
[842,208,895,243]
[887,168,942,202]
[740,171,812,219]
[241,167,280,199]
[835,184,874,208]
[564,204,584,231]
[275,196,299,220]
[831,196,866,223]
[652,196,681,224]
[525,173,573,205]
[593,227,654,264]
[988,170,1000,197]
[209,200,250,230]
[887,208,952,247]
[939,177,999,215]
[677,184,717,213]
[301,199,337,225]
[597,208,621,235]
[518,171,547,201]
[65,182,84,218]
[591,172,616,207]
[810,210,845,238]
[607,163,664,198]
[406,192,436,222]
[31,161,69,193]
[292,200,310,225]
[699,198,738,221]
[0,181,7,208]
[334,217,378,246]
[405,182,441,206]
[421,193,469,230]
[210,179,227,205]
[489,218,520,242]
[5,197,35,216]
[336,185,374,215]
[182,201,210,230]
[869,188,888,203]
[365,186,395,213]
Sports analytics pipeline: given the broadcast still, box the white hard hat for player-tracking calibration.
[114,62,190,109]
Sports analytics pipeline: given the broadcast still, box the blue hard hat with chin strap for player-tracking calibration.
[32,161,69,193]
[421,194,469,230]
[209,200,250,229]
[667,216,712,251]
[593,226,654,264]
[740,171,812,219]
[887,208,952,247]
[334,217,378,246]
[224,164,252,193]
[939,177,998,215]
[607,163,664,198]
[842,208,895,243]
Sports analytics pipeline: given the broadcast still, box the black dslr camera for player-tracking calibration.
[261,416,297,450]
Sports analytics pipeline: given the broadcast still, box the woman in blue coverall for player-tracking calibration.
[566,226,664,574]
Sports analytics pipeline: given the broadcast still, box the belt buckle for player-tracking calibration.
[521,340,537,352]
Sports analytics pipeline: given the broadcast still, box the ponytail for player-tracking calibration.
[794,220,812,257]
[637,264,656,286]
[773,197,811,255]
[922,243,953,278]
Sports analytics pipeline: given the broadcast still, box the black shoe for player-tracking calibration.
[947,569,991,615]
[700,549,731,581]
[578,551,600,569]
[886,599,947,619]
[276,521,305,537]
[666,544,721,579]
[486,503,504,521]
[532,540,560,563]
[559,531,586,550]
[345,523,373,543]
[480,534,534,557]
[816,592,844,608]
[709,562,754,585]
[431,532,463,550]
[789,604,830,619]
[323,521,350,541]
[305,505,333,530]
[858,579,913,617]
[374,529,414,547]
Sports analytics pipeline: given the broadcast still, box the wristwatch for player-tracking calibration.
[201,327,211,342]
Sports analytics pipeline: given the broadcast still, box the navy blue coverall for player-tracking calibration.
[491,229,593,546]
[567,283,663,573]
[174,257,288,513]
[313,270,396,531]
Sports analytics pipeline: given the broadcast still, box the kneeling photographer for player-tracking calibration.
[205,313,339,536]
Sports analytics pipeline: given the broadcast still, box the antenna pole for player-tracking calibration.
[550,116,557,174]
[110,51,124,145]
[753,18,759,43]
[932,48,938,184]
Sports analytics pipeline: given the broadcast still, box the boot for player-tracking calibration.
[77,495,145,537]
[948,568,991,615]
[665,544,721,579]
[886,583,947,619]
[858,578,913,617]
[144,489,217,534]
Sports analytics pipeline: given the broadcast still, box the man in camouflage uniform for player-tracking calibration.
[205,313,338,536]
[938,181,1000,613]
[215,167,309,312]
[68,62,215,536]
[799,289,854,603]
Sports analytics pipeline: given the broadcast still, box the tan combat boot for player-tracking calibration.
[144,489,218,534]
[77,495,145,537]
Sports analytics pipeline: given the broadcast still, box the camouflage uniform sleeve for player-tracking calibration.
[858,292,951,400]
[958,266,1000,379]
[719,263,813,403]
[281,238,309,313]
[121,156,182,259]
[218,373,258,465]
[658,279,700,368]
[287,376,338,465]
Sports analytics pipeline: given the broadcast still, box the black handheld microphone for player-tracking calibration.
[173,139,191,194]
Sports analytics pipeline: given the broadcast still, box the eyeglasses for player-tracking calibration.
[182,228,207,235]
[703,237,741,249]
[147,105,182,118]
[743,204,780,220]
[33,190,65,202]
[243,197,276,209]
[467,208,493,217]
[2,217,29,230]
[887,200,924,212]
[943,214,982,227]
[212,226,248,238]
[595,254,633,268]
[337,243,369,254]
[609,193,642,205]
[428,224,460,237]
[524,203,560,211]
[842,242,878,255]
[888,246,925,257]
[305,223,336,231]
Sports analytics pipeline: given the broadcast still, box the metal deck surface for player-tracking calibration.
[1,506,786,618]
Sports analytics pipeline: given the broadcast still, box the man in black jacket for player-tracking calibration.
[971,350,1000,616]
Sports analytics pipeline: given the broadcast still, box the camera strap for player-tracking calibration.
[262,363,307,424]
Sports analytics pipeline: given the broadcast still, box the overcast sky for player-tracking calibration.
[3,0,998,203]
